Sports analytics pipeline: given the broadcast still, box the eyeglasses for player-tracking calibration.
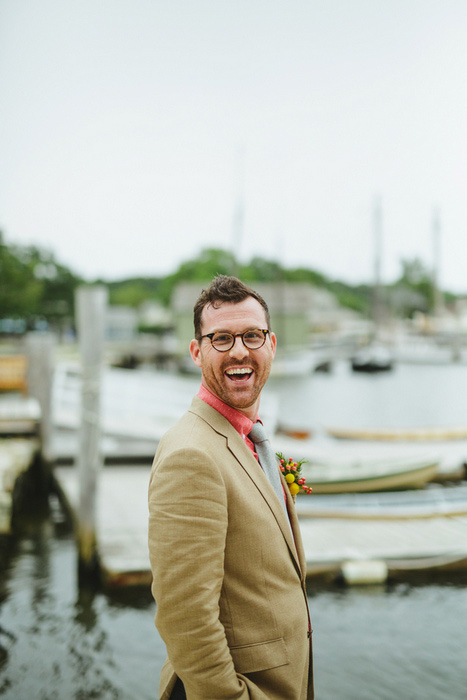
[200,329,270,352]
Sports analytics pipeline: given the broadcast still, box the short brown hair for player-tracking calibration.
[193,275,271,339]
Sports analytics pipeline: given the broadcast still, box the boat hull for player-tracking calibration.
[301,460,439,494]
[327,426,467,441]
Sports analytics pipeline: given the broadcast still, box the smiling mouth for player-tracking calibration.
[225,367,253,382]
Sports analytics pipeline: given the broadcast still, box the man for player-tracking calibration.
[148,275,313,700]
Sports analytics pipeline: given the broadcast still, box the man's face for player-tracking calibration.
[189,297,276,419]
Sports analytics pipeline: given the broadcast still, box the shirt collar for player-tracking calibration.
[197,384,258,439]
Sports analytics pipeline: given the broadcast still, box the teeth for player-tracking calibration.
[226,368,252,375]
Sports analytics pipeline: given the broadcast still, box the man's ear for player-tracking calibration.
[270,331,277,359]
[189,338,202,367]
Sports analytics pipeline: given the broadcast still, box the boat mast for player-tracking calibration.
[230,145,246,277]
[372,195,383,338]
[432,207,443,317]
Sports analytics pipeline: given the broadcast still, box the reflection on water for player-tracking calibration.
[1,506,466,700]
[0,510,162,700]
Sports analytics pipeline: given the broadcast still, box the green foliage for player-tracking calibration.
[157,248,238,306]
[327,281,371,315]
[0,231,82,329]
[138,323,171,335]
[0,236,41,317]
[283,266,328,287]
[107,278,163,307]
[2,234,456,330]
[240,257,283,282]
[152,247,369,315]
[282,265,370,315]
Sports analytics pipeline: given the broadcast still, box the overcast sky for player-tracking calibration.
[1,0,466,291]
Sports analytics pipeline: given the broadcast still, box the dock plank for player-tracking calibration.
[301,515,467,574]
[54,466,467,586]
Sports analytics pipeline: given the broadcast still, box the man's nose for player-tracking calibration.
[228,335,249,359]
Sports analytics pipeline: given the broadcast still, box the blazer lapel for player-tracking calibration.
[226,432,302,574]
[189,397,303,578]
[282,473,307,583]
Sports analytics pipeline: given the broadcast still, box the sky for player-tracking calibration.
[0,0,466,291]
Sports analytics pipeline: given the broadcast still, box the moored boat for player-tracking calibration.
[295,483,467,518]
[326,425,467,441]
[299,455,439,494]
[350,344,394,373]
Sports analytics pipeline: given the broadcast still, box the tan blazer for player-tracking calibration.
[148,397,314,700]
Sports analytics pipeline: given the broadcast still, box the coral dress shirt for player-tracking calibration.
[197,384,288,507]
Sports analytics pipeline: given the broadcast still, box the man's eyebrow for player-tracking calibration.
[206,327,258,334]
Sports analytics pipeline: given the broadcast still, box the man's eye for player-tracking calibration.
[213,333,232,343]
[244,331,262,340]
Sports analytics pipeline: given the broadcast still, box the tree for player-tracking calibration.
[0,232,42,319]
[240,257,283,282]
[157,248,238,306]
[0,232,82,330]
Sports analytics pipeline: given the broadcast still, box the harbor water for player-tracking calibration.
[1,360,467,699]
[267,359,467,433]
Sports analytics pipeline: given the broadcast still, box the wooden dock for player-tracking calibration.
[54,466,153,587]
[53,465,467,587]
[0,437,41,533]
[0,391,42,534]
[300,515,467,580]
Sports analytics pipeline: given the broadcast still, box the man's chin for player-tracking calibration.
[204,375,260,410]
[223,390,259,411]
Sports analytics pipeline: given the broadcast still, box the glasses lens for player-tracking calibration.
[211,332,234,351]
[243,330,266,349]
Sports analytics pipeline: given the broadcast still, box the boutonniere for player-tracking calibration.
[276,452,313,501]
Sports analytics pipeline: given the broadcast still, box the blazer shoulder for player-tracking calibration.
[154,399,230,458]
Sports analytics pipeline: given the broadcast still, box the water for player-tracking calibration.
[0,521,162,700]
[310,580,467,700]
[268,361,467,432]
[1,517,466,700]
[1,361,467,699]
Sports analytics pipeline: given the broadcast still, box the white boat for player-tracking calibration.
[298,455,439,494]
[271,434,442,494]
[326,425,467,442]
[350,343,394,373]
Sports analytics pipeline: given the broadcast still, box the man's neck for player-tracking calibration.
[197,384,258,437]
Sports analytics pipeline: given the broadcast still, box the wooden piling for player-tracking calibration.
[24,332,56,460]
[75,285,108,577]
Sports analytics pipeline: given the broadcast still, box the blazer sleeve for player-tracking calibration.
[148,445,265,700]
